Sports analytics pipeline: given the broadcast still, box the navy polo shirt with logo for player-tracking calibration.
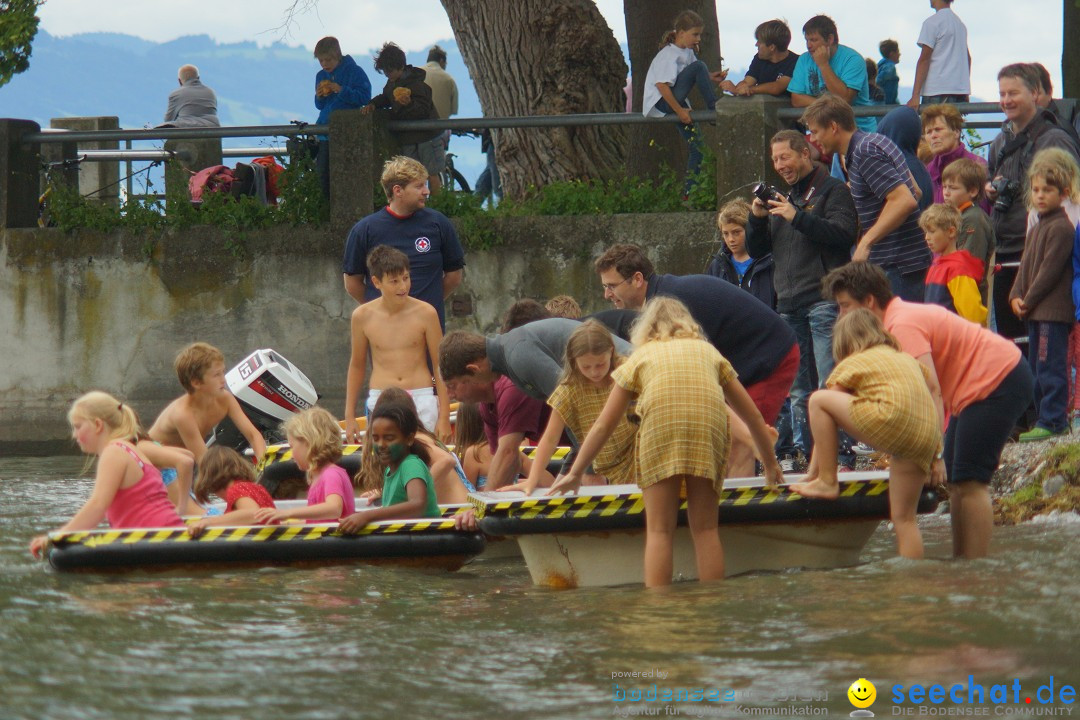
[342,206,465,328]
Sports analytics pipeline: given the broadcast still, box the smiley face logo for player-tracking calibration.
[847,678,877,709]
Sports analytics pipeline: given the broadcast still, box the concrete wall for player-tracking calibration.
[0,213,718,454]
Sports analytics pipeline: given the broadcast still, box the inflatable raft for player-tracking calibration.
[46,519,485,572]
[469,471,940,588]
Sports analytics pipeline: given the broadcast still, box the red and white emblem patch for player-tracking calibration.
[415,237,431,253]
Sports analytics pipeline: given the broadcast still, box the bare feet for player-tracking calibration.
[789,477,841,500]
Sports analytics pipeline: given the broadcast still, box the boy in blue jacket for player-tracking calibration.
[314,36,372,197]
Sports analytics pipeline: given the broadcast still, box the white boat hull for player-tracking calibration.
[515,518,881,588]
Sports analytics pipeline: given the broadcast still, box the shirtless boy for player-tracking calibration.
[149,342,267,464]
[343,245,452,443]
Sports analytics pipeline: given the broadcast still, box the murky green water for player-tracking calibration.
[2,456,1078,720]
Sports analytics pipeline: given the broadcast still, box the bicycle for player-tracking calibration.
[38,155,85,228]
[440,151,471,193]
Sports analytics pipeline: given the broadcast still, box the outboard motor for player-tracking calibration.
[209,349,319,452]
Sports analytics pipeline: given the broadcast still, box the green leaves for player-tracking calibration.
[0,0,41,88]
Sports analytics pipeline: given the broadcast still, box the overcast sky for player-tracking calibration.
[38,0,1064,103]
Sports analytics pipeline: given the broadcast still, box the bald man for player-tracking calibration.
[159,64,220,128]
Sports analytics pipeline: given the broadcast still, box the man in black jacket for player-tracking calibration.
[746,129,858,467]
[987,63,1080,340]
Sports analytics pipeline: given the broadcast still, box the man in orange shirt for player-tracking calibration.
[821,262,1034,559]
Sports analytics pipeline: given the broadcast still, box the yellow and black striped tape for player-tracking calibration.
[49,518,461,548]
[472,479,889,519]
[256,444,572,474]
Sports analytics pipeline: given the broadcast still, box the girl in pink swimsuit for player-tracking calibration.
[30,391,184,558]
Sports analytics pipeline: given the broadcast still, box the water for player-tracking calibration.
[2,456,1078,720]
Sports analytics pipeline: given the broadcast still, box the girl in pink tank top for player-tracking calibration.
[30,391,184,559]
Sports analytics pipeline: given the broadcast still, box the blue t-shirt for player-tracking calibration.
[788,44,877,132]
[342,207,466,328]
[732,256,754,282]
[645,273,796,387]
[382,454,441,518]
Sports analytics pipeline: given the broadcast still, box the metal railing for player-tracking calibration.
[21,99,1016,206]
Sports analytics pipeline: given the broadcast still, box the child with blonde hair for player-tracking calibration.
[544,295,582,320]
[791,309,941,558]
[30,392,184,557]
[188,446,277,535]
[550,298,781,587]
[1010,148,1080,441]
[921,203,988,325]
[501,321,637,495]
[642,10,726,197]
[254,408,355,524]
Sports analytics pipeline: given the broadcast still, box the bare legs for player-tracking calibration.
[888,458,926,559]
[791,389,927,558]
[727,410,778,478]
[949,480,993,558]
[641,475,724,587]
[790,389,854,499]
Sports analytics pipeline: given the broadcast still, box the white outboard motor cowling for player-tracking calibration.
[212,349,320,451]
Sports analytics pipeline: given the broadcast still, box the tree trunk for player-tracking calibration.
[1064,1,1080,100]
[623,0,722,182]
[441,0,628,199]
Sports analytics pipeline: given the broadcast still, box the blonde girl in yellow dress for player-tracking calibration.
[499,320,637,494]
[550,298,782,588]
[791,308,942,558]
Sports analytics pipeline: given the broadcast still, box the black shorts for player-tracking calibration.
[943,359,1034,485]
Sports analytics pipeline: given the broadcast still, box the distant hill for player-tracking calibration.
[0,30,490,180]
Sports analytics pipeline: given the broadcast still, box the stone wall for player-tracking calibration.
[0,212,717,454]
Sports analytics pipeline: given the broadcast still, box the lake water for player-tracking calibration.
[2,456,1078,720]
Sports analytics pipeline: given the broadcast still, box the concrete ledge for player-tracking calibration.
[1,212,718,454]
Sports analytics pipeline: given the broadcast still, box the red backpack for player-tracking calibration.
[189,165,235,202]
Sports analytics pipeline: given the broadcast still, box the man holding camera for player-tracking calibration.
[747,129,858,468]
[987,63,1080,340]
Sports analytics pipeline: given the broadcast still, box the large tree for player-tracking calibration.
[0,0,40,88]
[440,0,628,199]
[622,1,722,182]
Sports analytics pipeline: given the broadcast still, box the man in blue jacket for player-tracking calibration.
[314,36,372,197]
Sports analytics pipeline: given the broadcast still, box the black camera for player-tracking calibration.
[752,182,784,204]
[991,177,1021,213]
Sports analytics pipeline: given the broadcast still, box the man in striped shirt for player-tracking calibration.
[802,93,931,301]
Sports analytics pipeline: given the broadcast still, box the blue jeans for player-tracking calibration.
[474,144,501,201]
[653,60,717,195]
[780,301,854,463]
[1028,320,1070,432]
[774,398,799,457]
[884,265,927,303]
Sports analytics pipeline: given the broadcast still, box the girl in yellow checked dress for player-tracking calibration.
[499,320,637,494]
[791,309,942,559]
[550,298,782,588]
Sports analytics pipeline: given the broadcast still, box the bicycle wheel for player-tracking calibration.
[449,169,471,193]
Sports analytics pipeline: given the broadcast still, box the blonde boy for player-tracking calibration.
[149,342,267,463]
[707,198,775,309]
[544,295,581,319]
[941,157,996,275]
[920,204,987,325]
[343,245,452,443]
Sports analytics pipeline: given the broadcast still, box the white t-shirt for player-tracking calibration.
[917,7,971,96]
[642,44,698,118]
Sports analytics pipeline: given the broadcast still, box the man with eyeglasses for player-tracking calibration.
[593,243,798,477]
